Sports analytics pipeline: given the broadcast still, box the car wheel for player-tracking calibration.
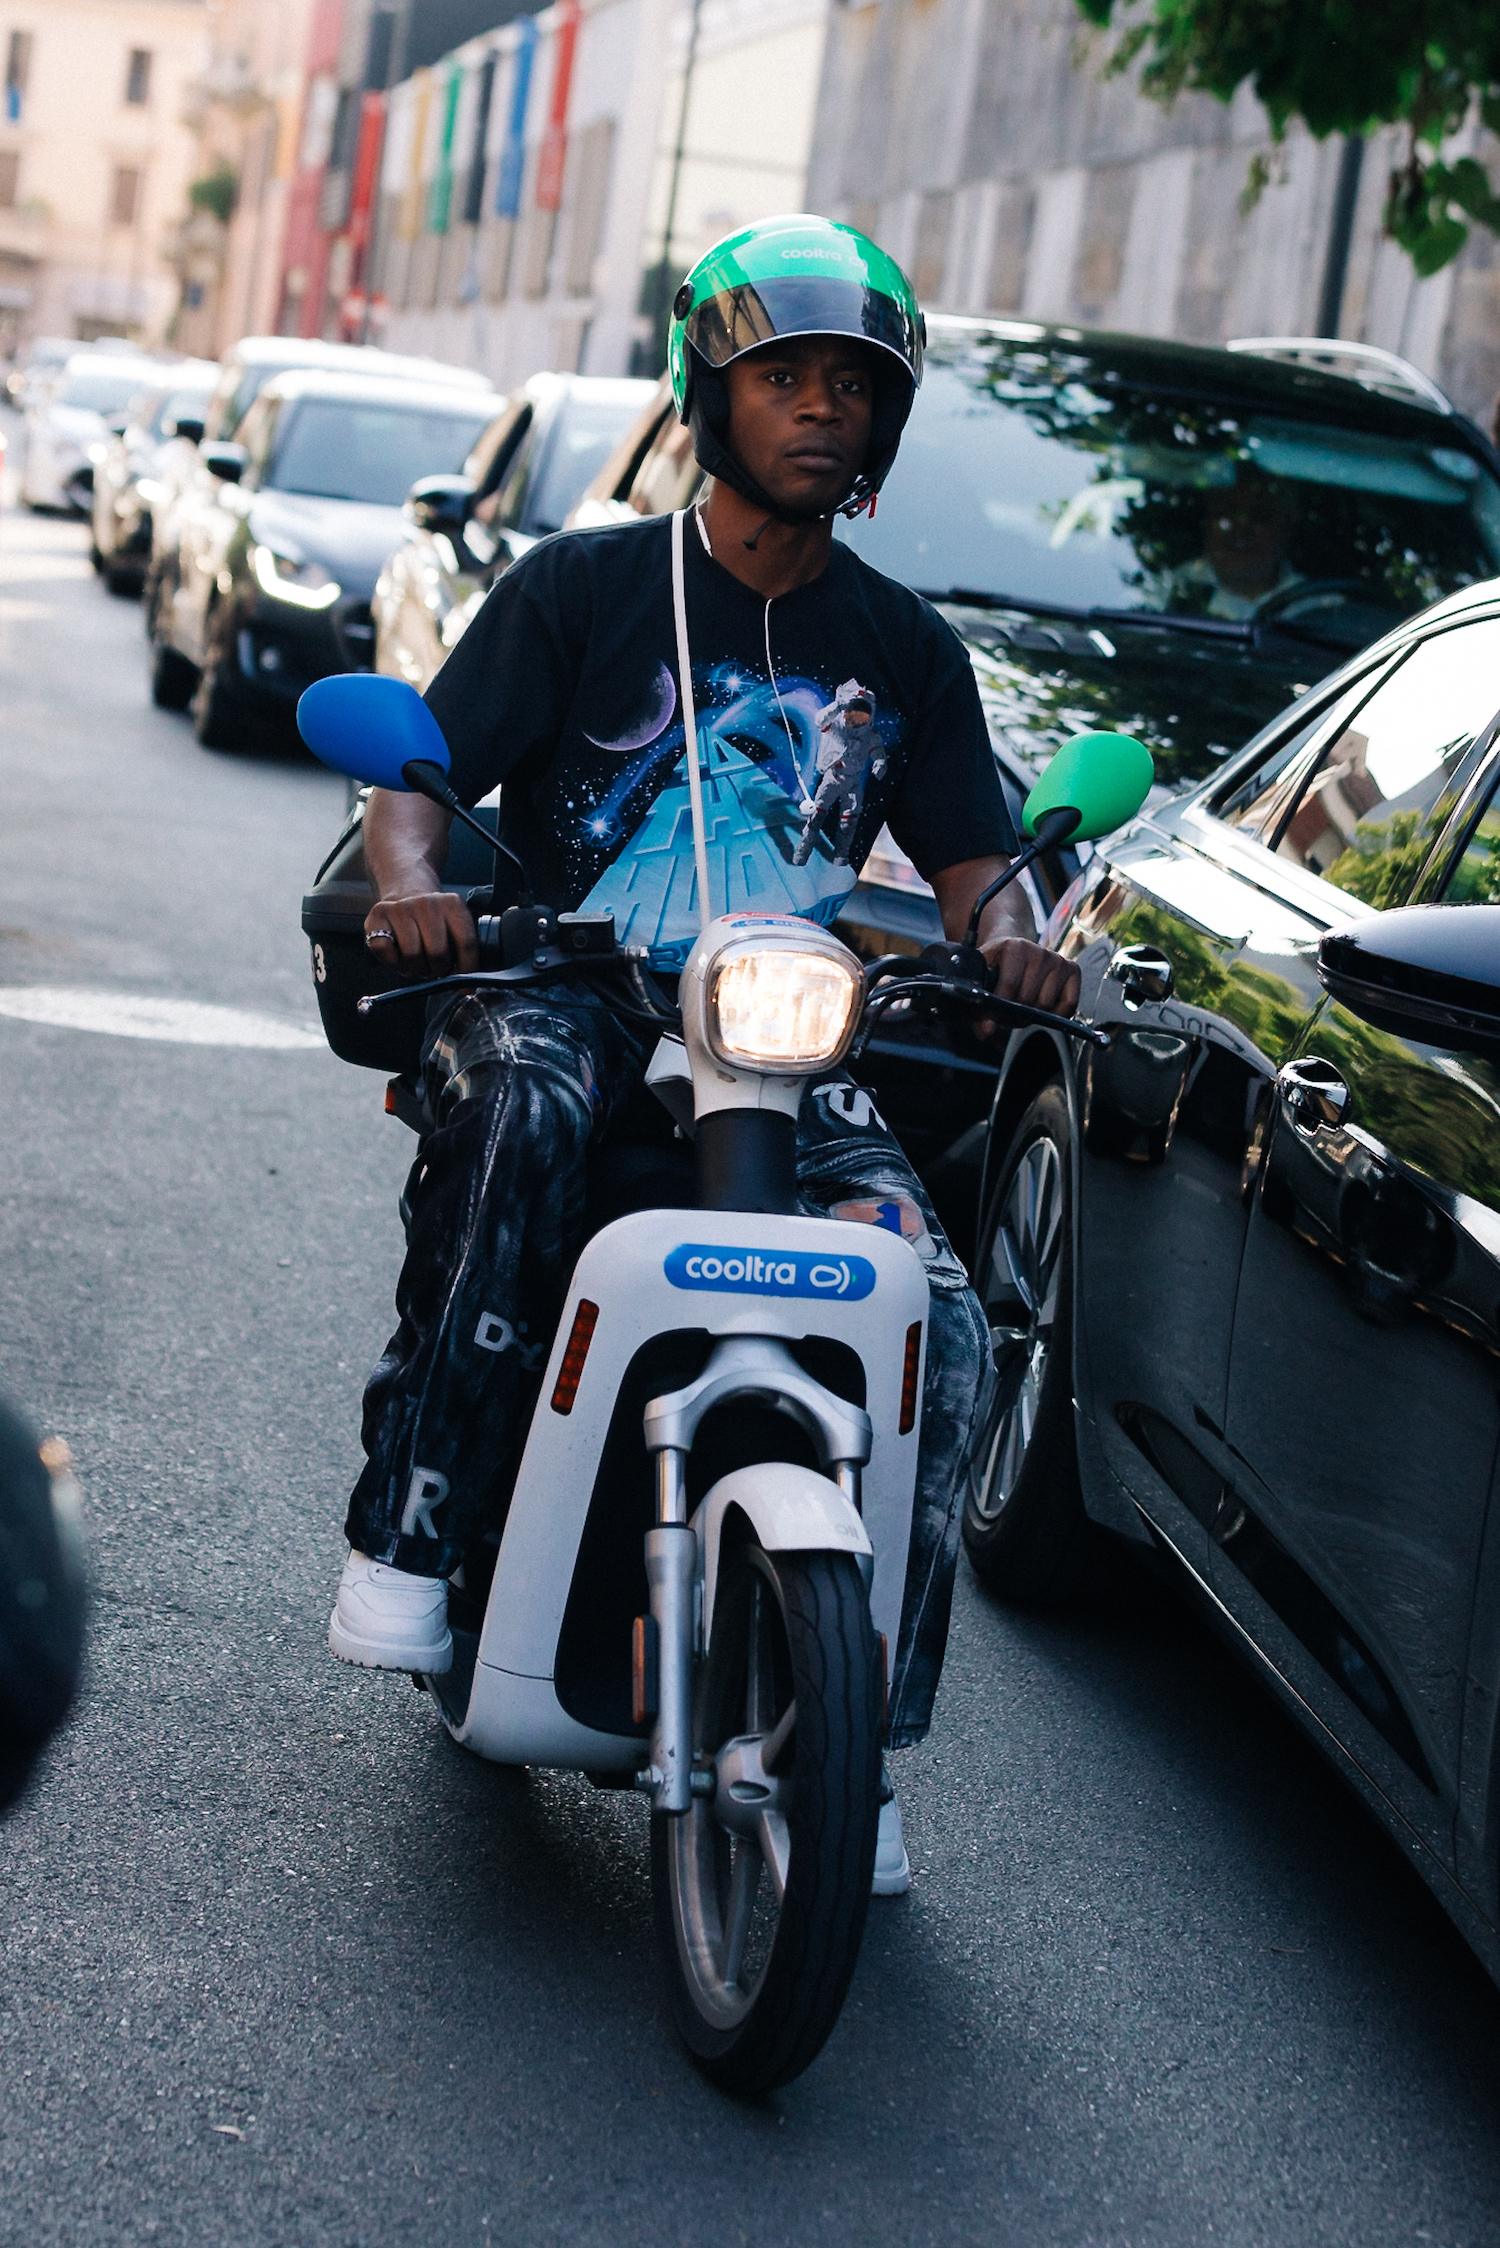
[195,656,247,750]
[150,637,197,711]
[191,632,246,750]
[961,1081,1101,1602]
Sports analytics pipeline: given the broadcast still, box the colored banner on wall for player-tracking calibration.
[427,65,463,236]
[347,91,386,254]
[534,0,581,212]
[494,14,538,221]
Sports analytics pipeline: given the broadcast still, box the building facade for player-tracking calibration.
[0,0,209,350]
[807,0,1500,426]
[349,0,828,385]
[171,0,315,358]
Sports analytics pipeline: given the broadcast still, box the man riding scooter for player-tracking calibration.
[330,214,1081,1894]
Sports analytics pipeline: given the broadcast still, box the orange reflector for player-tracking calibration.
[550,1298,599,1414]
[631,1613,659,1728]
[898,1321,922,1434]
[384,1082,397,1114]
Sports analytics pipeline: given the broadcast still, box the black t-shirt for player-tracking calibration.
[427,513,1018,969]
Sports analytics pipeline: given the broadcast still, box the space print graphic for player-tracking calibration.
[571,656,906,969]
[425,521,1018,979]
[793,680,886,867]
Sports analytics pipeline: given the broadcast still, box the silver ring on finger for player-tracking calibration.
[365,928,394,945]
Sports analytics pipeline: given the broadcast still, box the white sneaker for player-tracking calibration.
[328,1551,452,1674]
[872,1793,911,1895]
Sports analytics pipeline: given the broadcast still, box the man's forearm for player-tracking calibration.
[364,788,454,898]
[361,788,477,976]
[931,855,1035,949]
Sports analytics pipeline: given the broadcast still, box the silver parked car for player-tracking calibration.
[21,350,156,513]
[90,360,218,595]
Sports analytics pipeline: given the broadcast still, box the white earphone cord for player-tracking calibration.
[671,509,714,933]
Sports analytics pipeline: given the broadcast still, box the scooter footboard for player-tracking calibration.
[456,1207,929,1769]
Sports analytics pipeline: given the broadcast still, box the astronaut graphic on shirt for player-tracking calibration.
[793,678,886,866]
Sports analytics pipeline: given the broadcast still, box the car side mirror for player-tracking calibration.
[1318,905,1500,1059]
[406,474,474,540]
[201,441,248,484]
[166,413,204,445]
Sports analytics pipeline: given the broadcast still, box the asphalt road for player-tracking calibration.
[2,460,1499,2248]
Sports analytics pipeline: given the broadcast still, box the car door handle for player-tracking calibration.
[1108,944,1174,1004]
[1277,1056,1350,1134]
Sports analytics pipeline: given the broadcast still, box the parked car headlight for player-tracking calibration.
[709,945,861,1070]
[252,543,341,610]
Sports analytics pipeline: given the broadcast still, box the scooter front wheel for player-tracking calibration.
[651,1541,881,2095]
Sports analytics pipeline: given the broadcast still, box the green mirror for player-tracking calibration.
[1022,730,1154,844]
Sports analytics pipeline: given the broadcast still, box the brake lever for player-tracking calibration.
[357,952,583,1013]
[854,974,1108,1057]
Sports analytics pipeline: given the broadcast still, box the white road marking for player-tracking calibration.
[0,986,325,1049]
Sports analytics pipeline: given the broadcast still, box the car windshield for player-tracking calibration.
[839,335,1500,650]
[268,399,494,506]
[56,367,150,415]
[522,395,652,536]
[146,385,213,439]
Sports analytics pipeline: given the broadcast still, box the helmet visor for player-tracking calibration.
[684,274,921,384]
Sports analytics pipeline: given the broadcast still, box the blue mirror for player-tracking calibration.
[297,674,451,790]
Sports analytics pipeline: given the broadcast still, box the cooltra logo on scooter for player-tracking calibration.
[665,1244,876,1299]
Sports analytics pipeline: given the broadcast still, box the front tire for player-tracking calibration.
[191,616,246,749]
[962,1081,1101,1601]
[652,1540,881,2096]
[150,634,197,711]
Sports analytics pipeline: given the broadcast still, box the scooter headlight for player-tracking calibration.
[709,945,861,1071]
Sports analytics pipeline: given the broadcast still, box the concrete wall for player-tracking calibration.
[808,0,1500,427]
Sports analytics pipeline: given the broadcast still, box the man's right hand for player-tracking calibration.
[364,890,479,977]
[361,790,474,977]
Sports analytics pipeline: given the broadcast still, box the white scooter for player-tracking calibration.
[299,637,1148,2093]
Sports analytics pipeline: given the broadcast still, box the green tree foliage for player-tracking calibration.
[1074,0,1500,276]
[1322,808,1434,909]
[188,162,238,226]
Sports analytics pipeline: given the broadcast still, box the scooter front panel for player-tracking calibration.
[459,1208,928,1768]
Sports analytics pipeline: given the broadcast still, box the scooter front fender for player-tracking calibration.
[696,1461,872,1647]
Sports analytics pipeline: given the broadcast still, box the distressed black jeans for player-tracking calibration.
[347,983,991,1748]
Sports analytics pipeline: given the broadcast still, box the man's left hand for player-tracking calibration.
[979,934,1081,1027]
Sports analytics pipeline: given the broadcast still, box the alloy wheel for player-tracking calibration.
[667,1559,795,2028]
[970,1133,1065,1524]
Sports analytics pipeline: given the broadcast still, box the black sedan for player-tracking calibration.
[148,368,496,749]
[968,573,1500,1984]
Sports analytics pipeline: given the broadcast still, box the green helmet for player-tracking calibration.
[668,212,924,519]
